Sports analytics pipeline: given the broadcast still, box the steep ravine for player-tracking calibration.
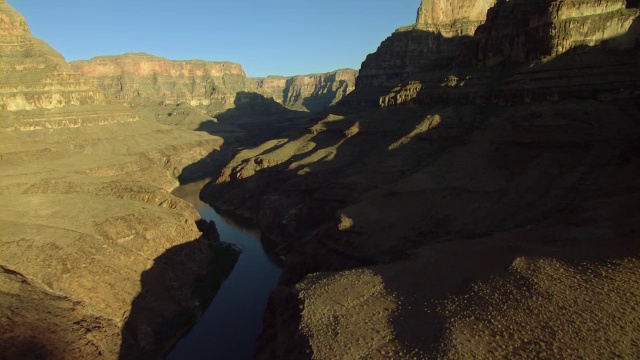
[168,181,281,359]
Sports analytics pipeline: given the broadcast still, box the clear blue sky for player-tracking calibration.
[8,0,419,77]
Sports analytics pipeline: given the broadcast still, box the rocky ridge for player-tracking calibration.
[203,0,640,358]
[0,1,237,358]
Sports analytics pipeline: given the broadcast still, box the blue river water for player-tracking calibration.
[167,181,282,360]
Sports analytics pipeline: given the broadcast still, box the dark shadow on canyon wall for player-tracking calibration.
[201,102,488,286]
[333,28,474,114]
[178,91,314,185]
[118,228,239,359]
[217,3,640,355]
[374,4,640,355]
[287,76,353,114]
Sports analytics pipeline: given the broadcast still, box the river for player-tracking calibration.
[167,180,282,360]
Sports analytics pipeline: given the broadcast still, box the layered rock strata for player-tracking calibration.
[0,1,236,358]
[0,2,108,111]
[254,69,358,112]
[72,54,358,120]
[352,0,497,95]
[70,53,254,113]
[353,0,639,104]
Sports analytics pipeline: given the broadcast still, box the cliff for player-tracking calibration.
[71,54,357,117]
[202,0,640,358]
[0,1,108,111]
[254,69,358,112]
[353,0,497,94]
[416,0,497,35]
[354,0,639,102]
[70,53,255,113]
[470,0,640,66]
[0,1,236,358]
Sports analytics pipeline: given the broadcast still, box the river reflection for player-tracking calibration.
[167,180,281,360]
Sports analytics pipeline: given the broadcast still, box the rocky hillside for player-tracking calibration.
[0,1,237,358]
[202,0,640,358]
[254,69,358,112]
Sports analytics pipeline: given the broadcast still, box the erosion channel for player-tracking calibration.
[167,180,282,359]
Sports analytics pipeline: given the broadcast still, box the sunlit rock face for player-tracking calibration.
[71,54,357,115]
[70,53,256,112]
[255,69,358,112]
[0,1,108,111]
[416,0,497,35]
[71,54,246,77]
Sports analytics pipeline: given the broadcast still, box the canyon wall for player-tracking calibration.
[0,2,108,111]
[469,0,640,66]
[353,0,497,94]
[203,0,640,358]
[254,69,358,112]
[72,54,358,115]
[70,53,254,113]
[416,0,497,35]
[354,0,639,102]
[0,1,237,358]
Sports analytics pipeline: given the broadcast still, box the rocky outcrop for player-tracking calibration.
[469,0,640,66]
[70,53,256,113]
[353,0,639,103]
[352,0,497,95]
[373,0,640,108]
[203,0,640,358]
[255,69,358,112]
[254,76,288,103]
[416,0,497,35]
[0,1,236,358]
[0,1,108,111]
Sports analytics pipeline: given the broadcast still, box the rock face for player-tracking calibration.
[70,53,255,113]
[0,1,237,358]
[353,0,497,95]
[353,0,639,102]
[0,2,108,111]
[470,0,640,66]
[416,0,497,35]
[254,69,358,112]
[202,0,640,358]
[71,54,357,119]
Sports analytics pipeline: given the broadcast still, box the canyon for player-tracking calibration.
[203,0,640,358]
[1,0,640,359]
